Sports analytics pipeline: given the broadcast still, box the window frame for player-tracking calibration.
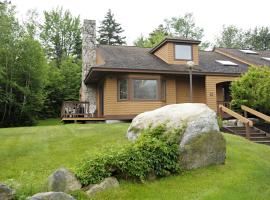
[117,79,129,101]
[174,43,193,61]
[117,76,166,102]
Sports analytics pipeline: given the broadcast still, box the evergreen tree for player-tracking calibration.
[98,9,126,45]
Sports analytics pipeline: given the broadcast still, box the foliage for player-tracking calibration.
[134,13,209,50]
[134,25,169,48]
[215,25,270,50]
[98,9,126,45]
[166,13,203,40]
[0,2,48,127]
[231,66,270,114]
[75,125,184,185]
[40,57,81,118]
[40,7,82,67]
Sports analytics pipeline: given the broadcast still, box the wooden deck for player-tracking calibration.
[62,117,105,121]
[61,101,105,122]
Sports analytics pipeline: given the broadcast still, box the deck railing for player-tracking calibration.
[219,105,253,139]
[61,101,97,118]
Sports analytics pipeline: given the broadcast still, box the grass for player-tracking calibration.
[0,123,270,199]
[36,118,62,126]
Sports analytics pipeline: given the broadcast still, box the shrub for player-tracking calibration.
[75,125,185,185]
[231,66,270,114]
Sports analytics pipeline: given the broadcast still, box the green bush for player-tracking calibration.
[75,125,184,185]
[231,66,270,114]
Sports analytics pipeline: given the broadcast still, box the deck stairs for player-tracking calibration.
[222,126,270,145]
[219,104,270,145]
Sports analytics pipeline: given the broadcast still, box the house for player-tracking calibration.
[61,20,269,122]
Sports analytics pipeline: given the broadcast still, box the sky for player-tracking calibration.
[12,0,270,46]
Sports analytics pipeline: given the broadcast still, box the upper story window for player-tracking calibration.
[174,44,192,60]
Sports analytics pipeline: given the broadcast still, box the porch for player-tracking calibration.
[61,101,105,122]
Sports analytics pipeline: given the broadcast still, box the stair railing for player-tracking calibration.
[241,105,270,123]
[219,105,253,139]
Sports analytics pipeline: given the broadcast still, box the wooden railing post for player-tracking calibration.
[245,123,250,139]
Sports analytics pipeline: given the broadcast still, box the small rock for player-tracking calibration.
[27,192,75,200]
[48,168,81,192]
[86,177,119,196]
[0,183,13,200]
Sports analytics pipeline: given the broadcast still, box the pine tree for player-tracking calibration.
[98,9,126,45]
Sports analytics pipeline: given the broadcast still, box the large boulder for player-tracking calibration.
[127,103,226,169]
[0,183,13,200]
[48,168,81,192]
[27,192,75,200]
[86,177,119,197]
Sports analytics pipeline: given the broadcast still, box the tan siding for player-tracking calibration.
[103,75,176,117]
[176,76,205,103]
[205,76,238,111]
[154,43,168,63]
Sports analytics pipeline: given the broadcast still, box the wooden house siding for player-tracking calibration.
[205,75,238,111]
[176,76,205,103]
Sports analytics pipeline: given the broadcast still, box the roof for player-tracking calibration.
[85,45,249,83]
[215,47,270,66]
[149,37,201,54]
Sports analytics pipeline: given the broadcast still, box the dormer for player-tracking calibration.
[150,37,201,65]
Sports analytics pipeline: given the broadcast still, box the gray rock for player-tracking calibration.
[127,103,226,169]
[48,168,81,192]
[27,192,75,200]
[86,177,119,196]
[179,131,226,169]
[0,183,13,200]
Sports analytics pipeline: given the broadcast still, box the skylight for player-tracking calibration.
[240,49,258,54]
[261,57,270,61]
[216,60,238,66]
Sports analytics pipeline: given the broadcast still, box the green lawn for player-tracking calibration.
[0,123,270,200]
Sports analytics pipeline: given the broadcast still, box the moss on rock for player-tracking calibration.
[179,131,226,170]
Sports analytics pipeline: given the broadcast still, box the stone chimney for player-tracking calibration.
[80,20,96,106]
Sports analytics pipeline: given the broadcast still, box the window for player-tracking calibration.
[262,57,270,61]
[118,79,128,100]
[175,44,192,60]
[216,60,238,66]
[117,78,166,101]
[133,79,158,100]
[161,80,166,100]
[239,49,258,54]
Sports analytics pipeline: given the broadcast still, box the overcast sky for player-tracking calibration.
[12,0,270,45]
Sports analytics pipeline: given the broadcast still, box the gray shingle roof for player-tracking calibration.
[94,45,249,75]
[215,47,270,66]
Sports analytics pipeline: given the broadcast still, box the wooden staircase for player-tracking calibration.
[219,105,270,145]
[223,126,270,145]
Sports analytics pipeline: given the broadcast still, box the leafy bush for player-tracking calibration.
[231,66,270,114]
[75,125,185,185]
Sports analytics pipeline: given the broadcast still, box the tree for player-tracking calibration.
[248,27,270,50]
[40,7,81,67]
[231,66,270,114]
[40,57,81,118]
[0,2,48,127]
[98,9,126,45]
[134,25,168,48]
[166,13,203,40]
[215,25,249,49]
[135,13,209,49]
